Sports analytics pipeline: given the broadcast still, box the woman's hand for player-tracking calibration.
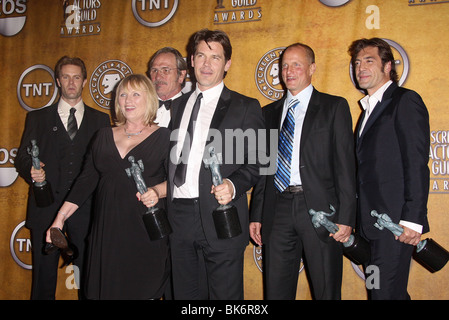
[138,187,160,207]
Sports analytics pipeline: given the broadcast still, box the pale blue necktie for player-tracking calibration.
[274,99,299,192]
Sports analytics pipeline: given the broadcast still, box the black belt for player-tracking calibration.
[282,185,303,193]
[173,197,199,205]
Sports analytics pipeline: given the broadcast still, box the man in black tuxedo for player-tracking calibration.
[147,47,188,128]
[250,43,356,299]
[147,47,188,299]
[348,38,430,299]
[15,56,110,299]
[167,29,264,299]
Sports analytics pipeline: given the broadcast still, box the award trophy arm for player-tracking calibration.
[137,181,167,207]
[126,156,172,240]
[27,139,54,207]
[371,210,449,273]
[30,162,46,183]
[204,147,242,239]
[309,205,370,265]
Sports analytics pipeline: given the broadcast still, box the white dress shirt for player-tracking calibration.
[279,84,313,186]
[173,82,224,198]
[359,80,392,136]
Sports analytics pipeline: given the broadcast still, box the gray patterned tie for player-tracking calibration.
[67,108,78,140]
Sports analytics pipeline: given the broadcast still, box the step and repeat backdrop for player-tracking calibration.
[1,0,449,300]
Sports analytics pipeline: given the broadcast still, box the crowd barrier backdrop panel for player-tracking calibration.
[1,0,448,300]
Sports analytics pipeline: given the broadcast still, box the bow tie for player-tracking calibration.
[159,99,172,110]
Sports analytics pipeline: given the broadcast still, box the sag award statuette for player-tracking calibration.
[126,156,172,241]
[309,205,370,265]
[27,139,54,207]
[204,147,242,239]
[371,210,449,273]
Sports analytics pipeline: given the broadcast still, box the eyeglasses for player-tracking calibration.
[149,67,177,76]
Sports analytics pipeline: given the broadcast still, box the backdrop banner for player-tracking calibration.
[1,0,448,300]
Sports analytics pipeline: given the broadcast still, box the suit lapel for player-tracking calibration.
[299,89,320,152]
[209,86,231,131]
[169,92,184,125]
[168,92,191,163]
[357,83,397,147]
[274,96,286,130]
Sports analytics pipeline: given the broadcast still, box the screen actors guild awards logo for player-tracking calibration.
[213,0,262,24]
[254,47,285,101]
[61,0,102,37]
[89,60,133,109]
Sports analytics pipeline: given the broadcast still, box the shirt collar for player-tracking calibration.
[360,80,393,112]
[285,83,313,109]
[195,81,224,104]
[158,90,182,102]
[58,98,85,115]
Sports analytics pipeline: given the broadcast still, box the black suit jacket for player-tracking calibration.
[251,88,357,242]
[355,83,430,239]
[15,102,111,230]
[167,86,264,250]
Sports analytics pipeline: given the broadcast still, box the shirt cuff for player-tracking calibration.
[399,220,423,234]
[224,178,236,199]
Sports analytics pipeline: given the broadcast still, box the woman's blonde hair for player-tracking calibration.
[114,74,158,126]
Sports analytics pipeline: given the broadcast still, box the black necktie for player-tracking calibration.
[159,99,172,110]
[174,93,203,187]
[67,108,78,140]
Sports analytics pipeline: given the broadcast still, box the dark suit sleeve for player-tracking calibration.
[15,111,38,183]
[249,174,266,223]
[226,98,265,200]
[65,129,103,206]
[395,91,430,226]
[332,98,357,228]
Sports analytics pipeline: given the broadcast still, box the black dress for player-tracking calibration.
[66,126,170,299]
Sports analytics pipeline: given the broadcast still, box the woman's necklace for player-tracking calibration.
[124,126,146,139]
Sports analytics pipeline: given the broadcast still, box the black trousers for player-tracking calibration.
[169,198,245,300]
[29,211,90,300]
[264,191,343,300]
[365,234,414,300]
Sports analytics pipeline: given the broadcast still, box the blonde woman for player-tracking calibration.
[47,74,170,299]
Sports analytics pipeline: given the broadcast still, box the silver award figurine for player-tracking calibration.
[126,156,172,241]
[204,147,242,239]
[27,139,54,207]
[309,205,370,265]
[371,210,449,273]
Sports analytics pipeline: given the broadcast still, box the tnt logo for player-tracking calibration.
[17,65,58,111]
[10,221,32,270]
[132,0,179,27]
